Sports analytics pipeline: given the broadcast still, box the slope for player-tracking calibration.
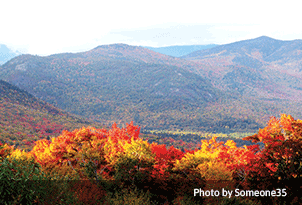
[0,43,285,133]
[182,36,302,101]
[0,79,104,151]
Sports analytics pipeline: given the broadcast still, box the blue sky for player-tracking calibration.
[1,0,301,56]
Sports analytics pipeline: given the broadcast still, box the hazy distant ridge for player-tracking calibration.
[143,44,218,57]
[0,44,22,65]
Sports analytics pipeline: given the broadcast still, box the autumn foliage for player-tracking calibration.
[1,115,301,204]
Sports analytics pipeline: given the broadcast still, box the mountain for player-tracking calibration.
[0,44,22,65]
[0,46,229,130]
[0,79,104,151]
[182,36,302,101]
[143,44,218,57]
[0,40,298,133]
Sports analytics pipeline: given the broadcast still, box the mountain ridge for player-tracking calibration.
[182,36,289,59]
[181,36,302,101]
[143,44,218,57]
[1,36,302,133]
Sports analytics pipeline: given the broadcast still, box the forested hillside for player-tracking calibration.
[0,79,104,151]
[2,38,299,133]
[1,36,302,204]
[182,36,302,101]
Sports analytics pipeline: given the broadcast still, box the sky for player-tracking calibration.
[1,0,301,56]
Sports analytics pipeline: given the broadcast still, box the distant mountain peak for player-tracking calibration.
[86,42,181,64]
[93,43,139,51]
[255,35,276,40]
[250,36,281,44]
[182,36,292,60]
[144,44,218,57]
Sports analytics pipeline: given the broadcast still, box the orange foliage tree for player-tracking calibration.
[2,115,301,204]
[242,114,302,204]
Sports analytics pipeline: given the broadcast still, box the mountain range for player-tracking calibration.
[1,36,301,133]
[182,36,302,100]
[143,44,218,57]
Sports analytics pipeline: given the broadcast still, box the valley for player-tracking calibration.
[1,36,302,150]
[0,36,301,204]
[2,36,301,135]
